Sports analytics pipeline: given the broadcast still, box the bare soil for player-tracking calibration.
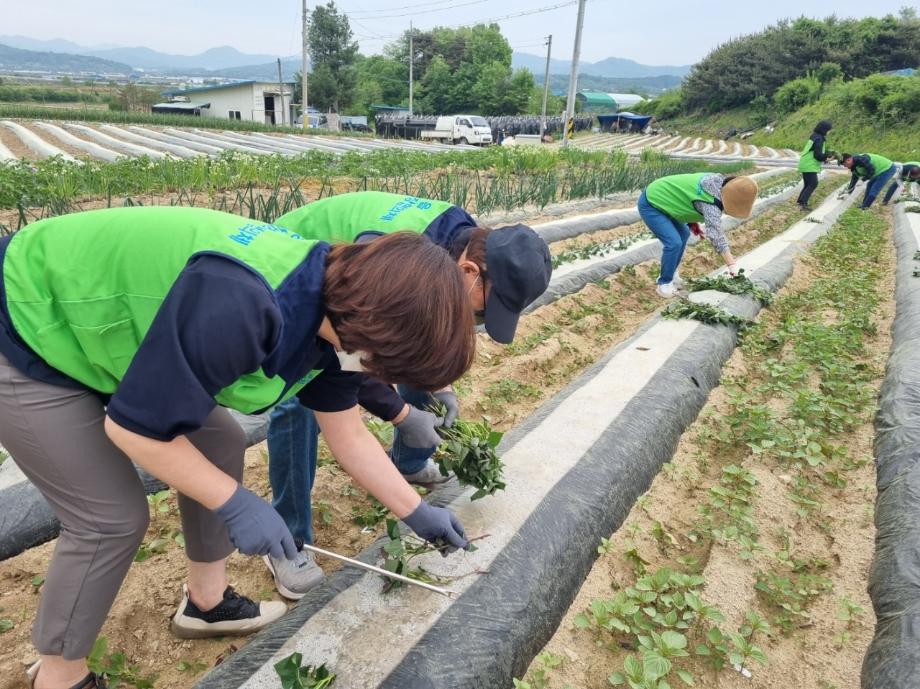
[0,194,837,689]
[0,127,35,161]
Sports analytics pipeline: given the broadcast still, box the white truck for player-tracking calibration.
[420,115,492,146]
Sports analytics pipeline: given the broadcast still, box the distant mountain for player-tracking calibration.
[0,36,282,72]
[0,35,92,53]
[0,43,131,74]
[512,51,691,79]
[205,57,304,81]
[87,45,281,71]
[539,73,682,96]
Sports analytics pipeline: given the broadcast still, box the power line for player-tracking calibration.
[348,0,491,20]
[349,0,489,17]
[437,2,578,29]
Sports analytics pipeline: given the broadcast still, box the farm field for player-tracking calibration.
[1,137,898,689]
[0,139,754,232]
[520,203,895,689]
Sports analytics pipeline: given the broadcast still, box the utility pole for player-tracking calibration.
[276,58,285,126]
[539,34,552,141]
[408,21,414,116]
[562,0,586,147]
[301,0,309,130]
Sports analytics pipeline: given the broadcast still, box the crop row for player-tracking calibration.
[0,147,751,231]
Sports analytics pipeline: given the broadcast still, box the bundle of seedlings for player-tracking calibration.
[662,300,751,331]
[430,402,506,500]
[685,269,773,305]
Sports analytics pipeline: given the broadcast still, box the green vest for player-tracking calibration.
[3,206,323,414]
[855,154,893,179]
[797,138,825,173]
[645,173,716,223]
[275,192,453,241]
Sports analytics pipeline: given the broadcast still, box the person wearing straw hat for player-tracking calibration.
[638,174,758,297]
[262,191,552,600]
[0,207,477,689]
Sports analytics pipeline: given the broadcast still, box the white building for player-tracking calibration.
[160,81,294,125]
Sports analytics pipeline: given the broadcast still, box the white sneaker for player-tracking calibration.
[656,282,678,298]
[264,547,325,600]
[402,459,451,486]
[672,271,685,288]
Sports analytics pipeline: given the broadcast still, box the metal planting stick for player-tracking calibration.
[301,543,455,598]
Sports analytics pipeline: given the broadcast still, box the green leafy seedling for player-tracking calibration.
[87,637,156,688]
[273,652,335,689]
[686,269,773,305]
[431,404,506,500]
[662,300,750,330]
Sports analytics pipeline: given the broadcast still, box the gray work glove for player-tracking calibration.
[432,388,460,427]
[215,485,298,560]
[402,500,469,556]
[395,406,443,448]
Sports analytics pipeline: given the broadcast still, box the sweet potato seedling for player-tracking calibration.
[379,518,479,594]
[273,652,335,689]
[430,403,506,500]
[686,269,773,305]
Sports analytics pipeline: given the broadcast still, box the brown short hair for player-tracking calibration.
[448,226,490,271]
[323,232,476,390]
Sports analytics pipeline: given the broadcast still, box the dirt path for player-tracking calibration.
[519,205,894,689]
[0,192,838,689]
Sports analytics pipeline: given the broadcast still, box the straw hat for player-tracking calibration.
[721,177,758,218]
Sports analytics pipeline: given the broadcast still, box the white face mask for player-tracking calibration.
[336,349,370,373]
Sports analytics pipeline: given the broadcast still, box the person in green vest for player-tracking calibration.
[840,153,897,209]
[0,207,477,689]
[796,120,835,210]
[638,173,758,297]
[261,192,552,600]
[882,162,920,205]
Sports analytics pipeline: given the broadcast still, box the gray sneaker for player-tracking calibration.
[402,459,451,486]
[263,547,325,600]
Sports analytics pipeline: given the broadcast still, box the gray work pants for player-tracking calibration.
[0,353,245,659]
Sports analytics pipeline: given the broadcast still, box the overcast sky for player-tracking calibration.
[6,0,918,64]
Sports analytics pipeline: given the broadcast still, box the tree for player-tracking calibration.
[682,12,920,113]
[308,63,340,113]
[109,83,159,113]
[418,56,452,114]
[473,64,534,115]
[308,1,358,111]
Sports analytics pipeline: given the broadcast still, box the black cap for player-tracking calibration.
[483,225,552,344]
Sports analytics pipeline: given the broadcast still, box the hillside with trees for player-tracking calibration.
[634,9,920,159]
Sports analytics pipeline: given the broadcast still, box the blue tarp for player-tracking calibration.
[597,113,653,133]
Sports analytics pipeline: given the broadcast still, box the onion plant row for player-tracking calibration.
[0,148,751,231]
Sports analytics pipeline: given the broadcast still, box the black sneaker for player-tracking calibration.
[171,585,287,639]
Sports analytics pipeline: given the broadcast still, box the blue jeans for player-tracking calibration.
[638,191,690,285]
[268,398,319,545]
[863,165,897,209]
[267,387,438,543]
